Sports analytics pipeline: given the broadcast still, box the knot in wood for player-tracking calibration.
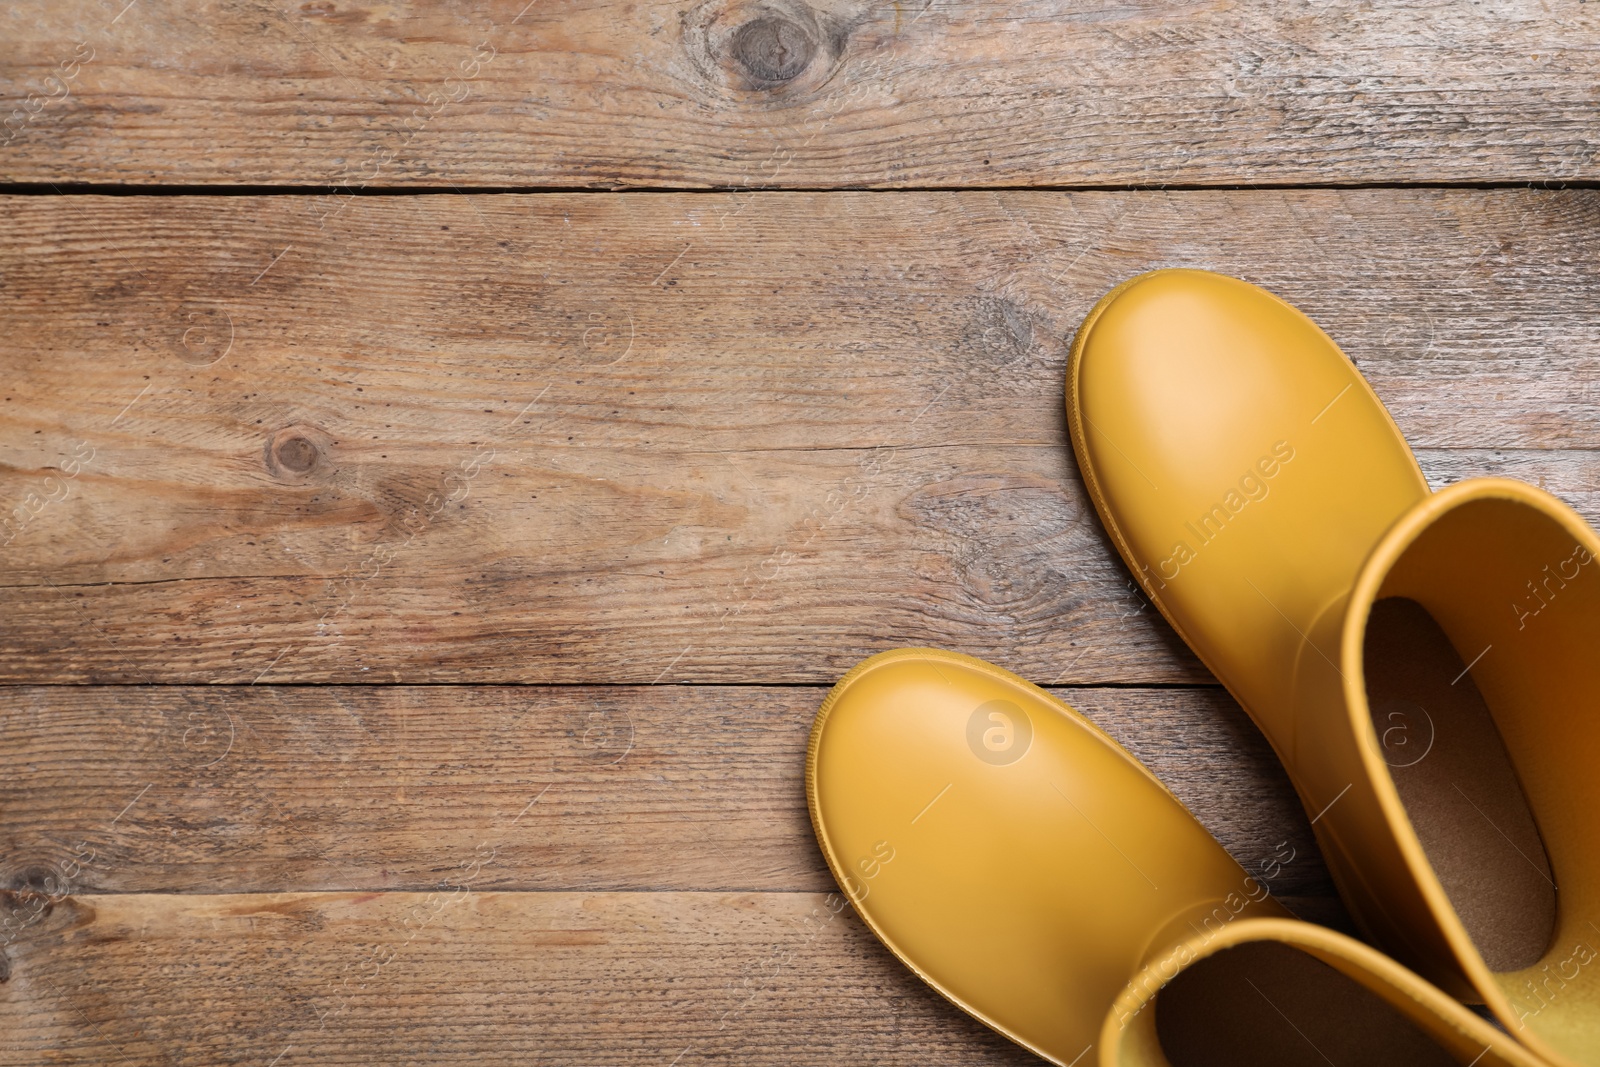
[730,15,817,83]
[265,424,329,480]
[274,434,319,473]
[6,864,63,897]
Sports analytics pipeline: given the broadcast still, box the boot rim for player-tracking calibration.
[1340,475,1600,1066]
[1099,914,1549,1067]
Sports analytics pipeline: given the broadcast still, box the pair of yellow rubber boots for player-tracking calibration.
[807,271,1600,1066]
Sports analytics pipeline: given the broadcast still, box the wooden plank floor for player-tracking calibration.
[2,4,1597,1065]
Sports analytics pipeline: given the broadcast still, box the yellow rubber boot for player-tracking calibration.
[1068,269,1600,1063]
[1103,916,1548,1067]
[806,648,1545,1066]
[1295,477,1600,1066]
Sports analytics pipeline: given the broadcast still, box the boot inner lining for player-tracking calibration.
[1364,595,1555,972]
[1154,940,1459,1066]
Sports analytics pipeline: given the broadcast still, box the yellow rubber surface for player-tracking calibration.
[806,647,1554,1066]
[1104,917,1549,1067]
[807,647,1288,1064]
[1341,479,1600,1066]
[1068,269,1600,1064]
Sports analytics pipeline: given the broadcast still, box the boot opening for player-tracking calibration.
[1364,595,1555,971]
[1154,940,1460,1066]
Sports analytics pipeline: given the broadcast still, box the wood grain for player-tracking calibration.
[0,684,1334,899]
[0,885,1347,1067]
[0,889,1065,1066]
[3,1,1600,186]
[2,189,1598,684]
[9,7,1594,1061]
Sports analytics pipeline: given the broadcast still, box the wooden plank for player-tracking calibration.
[2,189,1597,684]
[3,1,1600,186]
[0,885,1341,1066]
[1,889,1055,1066]
[0,685,1336,900]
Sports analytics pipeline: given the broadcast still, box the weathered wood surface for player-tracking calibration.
[1,889,1059,1066]
[0,887,1349,1067]
[3,1,1600,187]
[2,189,1597,684]
[0,886,1345,1067]
[8,3,1596,1060]
[0,684,1334,899]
